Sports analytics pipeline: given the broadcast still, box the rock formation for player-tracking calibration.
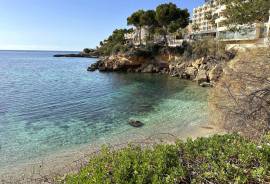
[87,52,233,87]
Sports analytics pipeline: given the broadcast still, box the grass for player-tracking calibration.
[61,134,270,184]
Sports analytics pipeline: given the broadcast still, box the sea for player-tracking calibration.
[0,50,210,177]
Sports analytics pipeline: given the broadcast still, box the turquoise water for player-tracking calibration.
[0,50,208,169]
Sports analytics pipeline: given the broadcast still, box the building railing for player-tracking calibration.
[218,28,257,40]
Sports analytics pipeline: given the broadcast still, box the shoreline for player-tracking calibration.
[0,121,223,183]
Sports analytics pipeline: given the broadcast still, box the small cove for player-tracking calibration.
[0,50,212,177]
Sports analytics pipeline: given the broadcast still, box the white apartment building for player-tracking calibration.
[124,28,149,46]
[192,0,270,47]
[192,0,219,37]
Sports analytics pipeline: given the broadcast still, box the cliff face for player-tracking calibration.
[88,53,169,73]
[168,56,227,86]
[88,52,234,87]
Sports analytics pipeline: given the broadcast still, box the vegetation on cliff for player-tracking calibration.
[98,29,133,56]
[97,3,190,56]
[63,134,270,184]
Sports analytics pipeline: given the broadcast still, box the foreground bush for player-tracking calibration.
[63,134,270,183]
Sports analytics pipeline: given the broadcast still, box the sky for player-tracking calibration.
[0,0,204,51]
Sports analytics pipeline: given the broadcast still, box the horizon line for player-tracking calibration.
[0,49,81,52]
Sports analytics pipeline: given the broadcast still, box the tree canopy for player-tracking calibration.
[127,10,145,45]
[140,10,157,27]
[155,3,190,46]
[222,0,270,29]
[127,10,145,27]
[155,3,189,31]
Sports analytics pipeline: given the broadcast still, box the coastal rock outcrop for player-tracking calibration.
[87,60,103,71]
[87,53,233,87]
[88,54,169,73]
[54,49,100,58]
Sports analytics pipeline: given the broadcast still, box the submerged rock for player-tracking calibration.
[128,120,144,128]
[200,82,213,88]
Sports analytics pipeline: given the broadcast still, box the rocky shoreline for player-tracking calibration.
[54,53,99,58]
[54,49,100,58]
[87,52,234,87]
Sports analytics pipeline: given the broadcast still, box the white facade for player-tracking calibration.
[124,28,149,46]
[192,0,270,47]
[192,0,219,34]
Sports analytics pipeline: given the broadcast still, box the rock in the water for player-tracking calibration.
[200,82,213,87]
[87,60,104,72]
[128,120,144,127]
[87,63,98,71]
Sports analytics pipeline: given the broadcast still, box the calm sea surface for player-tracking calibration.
[0,50,209,170]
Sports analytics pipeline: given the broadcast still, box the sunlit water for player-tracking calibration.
[0,50,209,171]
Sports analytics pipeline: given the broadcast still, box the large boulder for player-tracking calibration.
[87,63,98,71]
[195,69,208,84]
[208,65,223,82]
[169,62,187,77]
[192,57,205,69]
[141,64,155,73]
[184,67,198,80]
[87,60,104,71]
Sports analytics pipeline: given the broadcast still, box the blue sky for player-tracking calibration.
[0,0,204,51]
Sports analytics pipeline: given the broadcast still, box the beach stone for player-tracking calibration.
[128,120,144,127]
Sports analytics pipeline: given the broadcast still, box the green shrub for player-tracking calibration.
[63,134,270,184]
[191,38,226,59]
[83,48,91,54]
[98,29,132,56]
[144,43,162,55]
[183,134,270,183]
[179,39,228,60]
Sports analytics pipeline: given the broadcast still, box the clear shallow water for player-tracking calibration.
[0,50,209,169]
